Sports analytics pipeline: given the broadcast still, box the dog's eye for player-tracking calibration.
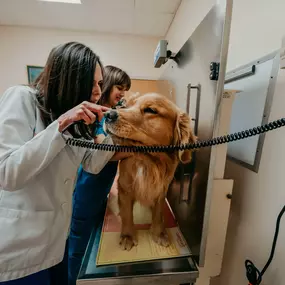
[144,107,158,114]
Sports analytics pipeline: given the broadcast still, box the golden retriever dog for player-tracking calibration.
[105,92,196,251]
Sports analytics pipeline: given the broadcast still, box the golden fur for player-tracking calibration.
[105,92,196,250]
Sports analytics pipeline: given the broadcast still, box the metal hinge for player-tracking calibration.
[209,62,220,81]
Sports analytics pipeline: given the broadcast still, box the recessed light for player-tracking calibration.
[39,0,81,4]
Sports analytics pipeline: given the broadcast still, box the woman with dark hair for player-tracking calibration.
[0,43,129,285]
[68,65,131,285]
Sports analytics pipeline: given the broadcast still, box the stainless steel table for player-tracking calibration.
[77,224,199,285]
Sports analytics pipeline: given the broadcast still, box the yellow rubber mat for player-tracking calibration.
[96,176,192,266]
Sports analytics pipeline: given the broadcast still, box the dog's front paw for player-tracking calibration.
[119,234,138,251]
[152,231,170,247]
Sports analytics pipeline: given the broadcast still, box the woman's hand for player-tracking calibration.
[57,101,110,132]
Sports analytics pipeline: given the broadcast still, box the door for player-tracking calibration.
[125,79,159,99]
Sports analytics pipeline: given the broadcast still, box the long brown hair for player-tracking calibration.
[32,42,103,126]
[98,65,131,106]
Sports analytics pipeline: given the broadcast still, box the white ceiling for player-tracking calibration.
[0,0,181,37]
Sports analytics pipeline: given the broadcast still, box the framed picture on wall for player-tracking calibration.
[27,65,44,84]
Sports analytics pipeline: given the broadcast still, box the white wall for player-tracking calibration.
[0,26,161,94]
[212,0,285,285]
[226,0,285,71]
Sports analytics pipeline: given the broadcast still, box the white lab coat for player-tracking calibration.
[0,86,115,281]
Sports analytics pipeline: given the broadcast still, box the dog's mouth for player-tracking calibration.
[106,128,145,145]
[105,119,166,147]
[105,123,147,146]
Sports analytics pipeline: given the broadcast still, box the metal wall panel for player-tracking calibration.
[158,0,233,265]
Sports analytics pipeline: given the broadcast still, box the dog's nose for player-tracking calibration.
[104,109,118,123]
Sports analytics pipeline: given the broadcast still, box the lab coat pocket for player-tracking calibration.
[0,208,54,272]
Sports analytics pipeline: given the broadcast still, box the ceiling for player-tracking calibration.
[0,0,181,37]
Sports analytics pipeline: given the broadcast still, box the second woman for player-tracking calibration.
[68,65,131,284]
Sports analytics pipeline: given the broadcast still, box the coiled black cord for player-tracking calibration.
[245,205,285,285]
[65,118,285,152]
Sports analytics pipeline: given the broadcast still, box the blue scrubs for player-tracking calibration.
[68,118,118,284]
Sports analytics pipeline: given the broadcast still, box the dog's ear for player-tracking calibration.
[174,112,197,164]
